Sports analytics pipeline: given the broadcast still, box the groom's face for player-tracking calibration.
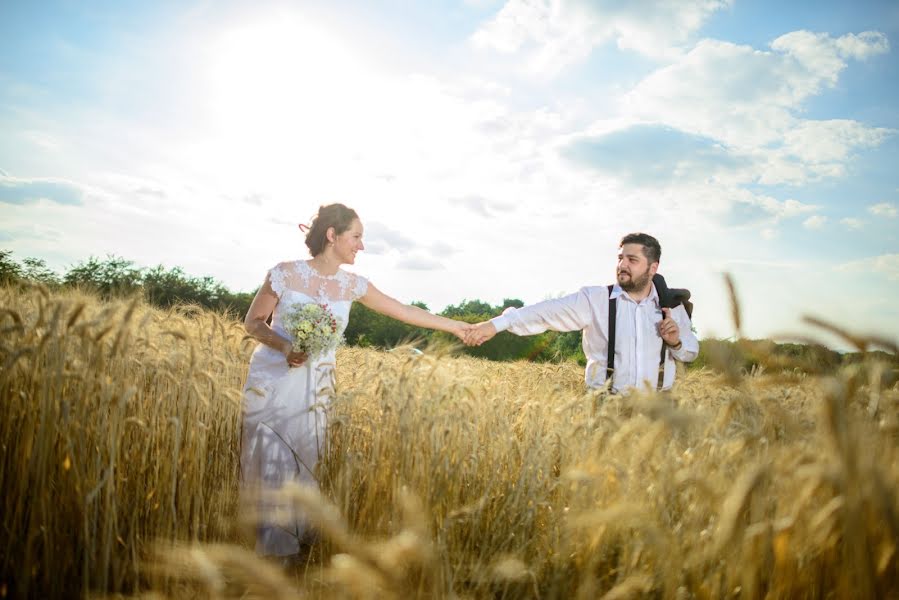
[616,243,656,292]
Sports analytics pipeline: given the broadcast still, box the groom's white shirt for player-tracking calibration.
[490,284,699,393]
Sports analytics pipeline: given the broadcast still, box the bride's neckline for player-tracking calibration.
[301,259,343,280]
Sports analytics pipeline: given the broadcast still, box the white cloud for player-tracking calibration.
[97,172,171,199]
[0,174,88,206]
[840,217,864,230]
[754,196,818,220]
[450,194,515,217]
[21,130,63,151]
[2,6,894,348]
[770,30,889,96]
[430,241,458,256]
[562,123,752,186]
[364,221,417,253]
[623,31,892,184]
[396,255,445,271]
[781,119,891,164]
[802,215,828,229]
[837,254,899,281]
[835,30,891,59]
[626,32,889,146]
[869,202,898,217]
[716,188,820,226]
[471,0,732,75]
[0,224,62,243]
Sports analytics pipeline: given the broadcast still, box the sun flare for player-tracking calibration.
[205,15,371,172]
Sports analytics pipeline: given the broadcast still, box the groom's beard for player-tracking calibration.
[617,269,651,293]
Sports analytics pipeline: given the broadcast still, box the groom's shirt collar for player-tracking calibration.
[609,283,660,307]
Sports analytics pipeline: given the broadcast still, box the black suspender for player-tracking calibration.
[656,343,668,391]
[607,285,669,391]
[606,285,616,381]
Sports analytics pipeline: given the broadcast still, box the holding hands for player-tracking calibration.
[450,321,484,344]
[463,321,497,346]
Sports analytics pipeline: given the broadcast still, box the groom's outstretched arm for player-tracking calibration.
[466,288,593,346]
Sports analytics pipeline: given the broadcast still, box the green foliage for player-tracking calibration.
[1,250,252,317]
[528,330,588,366]
[21,257,61,287]
[1,252,62,287]
[433,298,586,363]
[440,298,496,318]
[0,250,23,285]
[343,302,432,348]
[4,249,885,372]
[501,298,524,310]
[63,255,143,296]
[690,337,845,375]
[143,265,254,317]
[342,296,582,364]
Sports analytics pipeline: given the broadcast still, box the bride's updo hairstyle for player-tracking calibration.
[305,203,359,256]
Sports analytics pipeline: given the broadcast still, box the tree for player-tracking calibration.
[0,250,23,285]
[142,265,197,307]
[63,255,143,297]
[0,252,61,287]
[142,264,253,316]
[21,257,61,287]
[343,302,432,349]
[440,299,496,319]
[0,249,595,365]
[501,298,524,310]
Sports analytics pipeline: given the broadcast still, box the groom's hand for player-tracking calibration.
[659,307,681,348]
[464,321,497,346]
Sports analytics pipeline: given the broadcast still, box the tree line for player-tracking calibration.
[4,250,891,372]
[0,251,586,363]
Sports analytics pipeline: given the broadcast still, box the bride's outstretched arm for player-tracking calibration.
[244,274,307,366]
[357,283,472,341]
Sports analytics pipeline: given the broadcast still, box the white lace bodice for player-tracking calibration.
[267,260,369,342]
[269,260,368,304]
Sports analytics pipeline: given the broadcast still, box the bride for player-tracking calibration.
[240,203,470,559]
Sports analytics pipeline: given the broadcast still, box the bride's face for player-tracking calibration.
[332,219,365,265]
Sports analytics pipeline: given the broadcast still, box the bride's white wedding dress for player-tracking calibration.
[240,260,368,557]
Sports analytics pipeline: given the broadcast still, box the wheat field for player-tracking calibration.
[1,284,897,599]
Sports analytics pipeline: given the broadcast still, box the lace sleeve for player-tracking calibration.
[352,274,369,301]
[268,263,287,299]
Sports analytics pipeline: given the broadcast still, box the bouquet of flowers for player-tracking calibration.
[282,303,343,359]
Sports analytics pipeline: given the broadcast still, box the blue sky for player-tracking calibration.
[1,0,898,348]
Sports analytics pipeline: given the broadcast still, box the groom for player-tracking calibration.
[464,233,699,394]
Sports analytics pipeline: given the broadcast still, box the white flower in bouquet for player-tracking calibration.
[282,303,343,359]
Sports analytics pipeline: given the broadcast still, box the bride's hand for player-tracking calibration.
[285,349,308,367]
[452,321,475,342]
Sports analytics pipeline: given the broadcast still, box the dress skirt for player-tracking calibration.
[240,344,335,556]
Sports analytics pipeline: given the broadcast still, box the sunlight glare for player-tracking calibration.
[206,15,371,175]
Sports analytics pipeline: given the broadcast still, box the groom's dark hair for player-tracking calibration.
[620,232,661,265]
[306,203,359,256]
